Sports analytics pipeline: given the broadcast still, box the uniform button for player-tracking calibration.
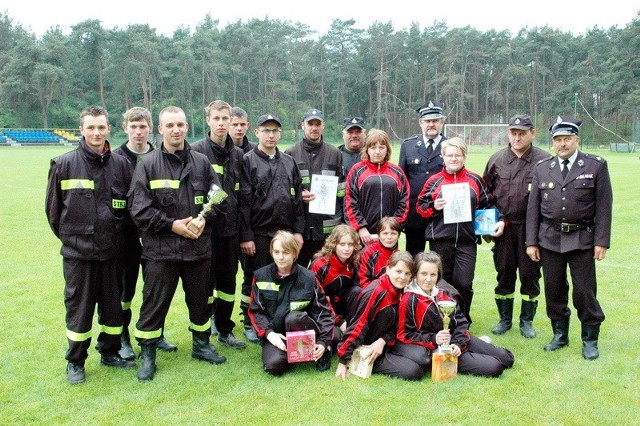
[562,197,566,200]
[562,188,566,191]
[562,207,566,210]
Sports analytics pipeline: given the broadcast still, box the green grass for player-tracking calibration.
[1,143,638,424]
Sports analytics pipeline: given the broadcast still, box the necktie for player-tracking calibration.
[426,139,434,156]
[561,159,570,179]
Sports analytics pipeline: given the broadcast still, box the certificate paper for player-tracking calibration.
[441,182,471,224]
[309,175,338,215]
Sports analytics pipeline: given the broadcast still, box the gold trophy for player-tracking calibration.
[186,184,227,233]
[432,299,458,382]
[436,300,457,353]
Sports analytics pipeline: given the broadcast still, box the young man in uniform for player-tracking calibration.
[526,116,613,360]
[483,114,549,338]
[285,108,344,267]
[399,101,446,256]
[229,107,255,154]
[113,107,177,360]
[46,106,136,384]
[338,116,366,173]
[129,106,226,381]
[238,113,305,342]
[192,100,246,349]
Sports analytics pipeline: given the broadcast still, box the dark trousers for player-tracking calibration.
[117,239,143,328]
[430,240,477,322]
[297,239,325,268]
[540,247,605,325]
[135,259,210,345]
[240,235,273,318]
[262,311,321,376]
[63,258,122,364]
[458,336,514,377]
[404,226,427,257]
[492,223,541,298]
[210,234,240,335]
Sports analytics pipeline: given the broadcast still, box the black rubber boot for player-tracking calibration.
[192,332,227,365]
[491,298,513,335]
[137,344,157,381]
[119,328,136,361]
[544,318,570,351]
[581,323,600,360]
[519,300,538,339]
[156,335,178,352]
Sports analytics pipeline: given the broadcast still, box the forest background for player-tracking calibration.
[0,11,639,144]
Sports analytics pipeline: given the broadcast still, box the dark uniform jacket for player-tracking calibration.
[483,145,550,224]
[337,274,402,363]
[113,141,155,240]
[127,142,219,261]
[191,134,244,237]
[399,133,445,228]
[248,263,335,347]
[46,138,132,260]
[285,138,344,240]
[338,144,362,174]
[238,146,305,241]
[344,160,410,234]
[416,166,495,244]
[237,136,256,154]
[397,282,470,352]
[526,151,613,253]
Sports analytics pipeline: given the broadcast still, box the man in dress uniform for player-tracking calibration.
[399,101,446,255]
[526,116,613,360]
[483,115,549,338]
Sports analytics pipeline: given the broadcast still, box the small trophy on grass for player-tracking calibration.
[186,184,227,233]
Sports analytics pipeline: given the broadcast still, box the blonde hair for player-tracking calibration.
[315,224,361,266]
[270,230,300,258]
[441,136,467,158]
[361,128,391,162]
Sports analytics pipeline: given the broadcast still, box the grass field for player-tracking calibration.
[0,142,638,425]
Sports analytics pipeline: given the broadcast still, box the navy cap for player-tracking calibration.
[550,116,582,137]
[508,114,534,130]
[303,109,324,122]
[416,101,445,119]
[343,117,365,131]
[256,113,282,127]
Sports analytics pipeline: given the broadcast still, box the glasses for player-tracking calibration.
[443,154,464,159]
[259,128,281,135]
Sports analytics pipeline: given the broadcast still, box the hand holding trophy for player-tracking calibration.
[432,299,458,382]
[186,184,228,234]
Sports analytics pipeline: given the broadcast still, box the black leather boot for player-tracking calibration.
[137,344,157,381]
[119,327,136,361]
[581,323,600,360]
[544,318,569,351]
[491,298,513,335]
[156,335,177,352]
[519,300,538,339]
[192,332,227,364]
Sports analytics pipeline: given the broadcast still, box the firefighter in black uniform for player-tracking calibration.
[526,116,613,360]
[129,106,226,381]
[238,113,305,343]
[113,106,177,360]
[399,101,446,256]
[46,106,136,384]
[229,106,256,154]
[483,115,550,338]
[285,108,344,267]
[192,100,247,350]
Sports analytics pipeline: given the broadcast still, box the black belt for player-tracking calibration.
[543,217,594,233]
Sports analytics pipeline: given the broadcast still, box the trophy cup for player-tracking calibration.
[436,300,457,353]
[186,184,228,233]
[432,299,458,382]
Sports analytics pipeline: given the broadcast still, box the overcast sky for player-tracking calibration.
[2,1,638,37]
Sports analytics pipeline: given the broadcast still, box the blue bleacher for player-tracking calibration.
[2,130,60,143]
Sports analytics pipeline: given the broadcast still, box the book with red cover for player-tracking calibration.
[286,330,315,363]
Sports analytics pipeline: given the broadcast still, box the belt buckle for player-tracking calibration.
[560,223,571,232]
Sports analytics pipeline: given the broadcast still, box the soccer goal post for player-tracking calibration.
[444,124,508,148]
